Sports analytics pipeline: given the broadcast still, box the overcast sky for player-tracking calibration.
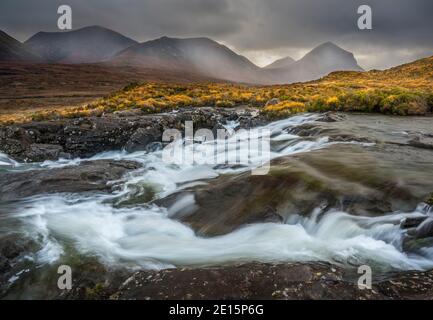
[1,0,432,69]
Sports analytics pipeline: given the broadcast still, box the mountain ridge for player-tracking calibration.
[1,26,373,84]
[112,35,263,83]
[265,41,364,84]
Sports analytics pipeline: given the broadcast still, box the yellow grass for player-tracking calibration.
[2,56,433,124]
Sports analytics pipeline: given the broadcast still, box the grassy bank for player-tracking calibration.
[2,56,433,124]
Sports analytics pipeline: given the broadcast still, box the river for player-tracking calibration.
[1,113,433,298]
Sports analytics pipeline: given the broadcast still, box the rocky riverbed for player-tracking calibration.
[1,108,433,299]
[0,107,266,162]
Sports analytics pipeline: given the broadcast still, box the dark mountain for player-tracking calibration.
[0,30,40,62]
[264,56,295,70]
[25,26,137,63]
[266,42,363,84]
[112,36,263,83]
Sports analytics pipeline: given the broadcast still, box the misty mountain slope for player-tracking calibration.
[112,36,264,83]
[266,42,363,84]
[0,30,40,62]
[25,26,138,63]
[264,56,295,70]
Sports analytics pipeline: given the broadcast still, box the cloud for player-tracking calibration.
[0,0,432,69]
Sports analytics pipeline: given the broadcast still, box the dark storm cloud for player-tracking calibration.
[0,0,432,69]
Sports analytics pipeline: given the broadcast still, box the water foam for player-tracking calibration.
[17,196,433,272]
[6,113,430,274]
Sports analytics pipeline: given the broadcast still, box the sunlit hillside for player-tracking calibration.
[4,56,433,123]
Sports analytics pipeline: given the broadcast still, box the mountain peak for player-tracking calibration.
[301,42,363,70]
[307,42,351,56]
[264,41,363,84]
[25,26,137,63]
[113,35,261,83]
[316,41,339,49]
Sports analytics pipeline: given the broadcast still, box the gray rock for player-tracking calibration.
[408,135,433,150]
[125,127,162,153]
[400,216,428,229]
[25,144,69,162]
[415,218,433,239]
[67,262,433,300]
[0,160,141,201]
[316,112,346,122]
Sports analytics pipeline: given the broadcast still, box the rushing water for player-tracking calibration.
[1,113,433,296]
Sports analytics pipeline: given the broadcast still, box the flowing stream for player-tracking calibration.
[1,113,433,297]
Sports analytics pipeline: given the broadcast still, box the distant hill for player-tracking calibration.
[264,56,295,70]
[112,36,263,83]
[266,42,363,84]
[1,25,398,85]
[25,26,137,63]
[0,30,40,62]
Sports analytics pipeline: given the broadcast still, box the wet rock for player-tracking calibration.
[408,135,433,150]
[114,182,158,207]
[400,216,428,229]
[0,256,9,274]
[2,253,129,300]
[402,217,433,252]
[161,144,424,236]
[0,160,141,201]
[0,235,38,296]
[161,171,290,236]
[316,112,346,123]
[125,127,163,153]
[288,123,333,137]
[402,236,433,253]
[288,123,373,144]
[0,107,267,162]
[414,218,433,239]
[58,260,130,300]
[376,270,433,300]
[25,144,70,162]
[328,134,374,144]
[145,142,163,153]
[108,263,369,300]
